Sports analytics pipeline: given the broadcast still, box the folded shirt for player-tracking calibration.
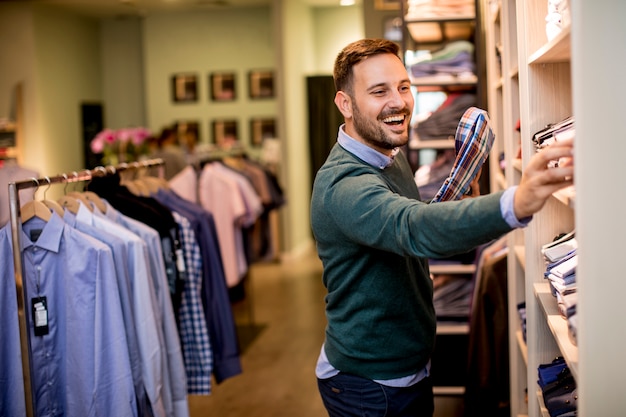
[431,107,495,203]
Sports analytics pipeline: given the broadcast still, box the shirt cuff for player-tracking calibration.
[501,186,532,228]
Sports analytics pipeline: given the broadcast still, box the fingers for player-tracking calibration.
[532,139,574,168]
[513,138,575,219]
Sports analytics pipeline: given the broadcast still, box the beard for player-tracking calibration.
[352,100,410,150]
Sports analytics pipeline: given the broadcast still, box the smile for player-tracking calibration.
[381,115,406,125]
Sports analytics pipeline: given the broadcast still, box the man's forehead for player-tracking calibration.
[352,55,409,85]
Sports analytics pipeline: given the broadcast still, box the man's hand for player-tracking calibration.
[514,138,574,220]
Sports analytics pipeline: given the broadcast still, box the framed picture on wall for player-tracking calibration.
[249,117,276,147]
[171,73,199,103]
[375,0,400,10]
[248,69,275,99]
[211,119,239,148]
[210,72,236,101]
[174,120,201,151]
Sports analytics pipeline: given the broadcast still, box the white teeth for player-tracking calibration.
[382,115,405,123]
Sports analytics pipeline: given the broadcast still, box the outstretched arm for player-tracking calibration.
[513,138,574,220]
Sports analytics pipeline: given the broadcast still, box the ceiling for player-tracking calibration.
[16,0,350,19]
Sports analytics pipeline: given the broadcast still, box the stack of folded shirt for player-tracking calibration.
[407,40,477,82]
[414,93,477,140]
[532,116,574,167]
[406,0,476,19]
[542,231,578,345]
[538,357,577,417]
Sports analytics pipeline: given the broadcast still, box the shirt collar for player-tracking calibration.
[337,124,399,170]
[20,211,64,253]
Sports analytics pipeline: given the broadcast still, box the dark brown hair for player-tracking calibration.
[333,38,400,95]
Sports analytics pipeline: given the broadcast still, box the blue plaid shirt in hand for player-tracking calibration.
[431,107,495,203]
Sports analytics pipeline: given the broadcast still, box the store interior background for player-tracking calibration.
[0,0,404,259]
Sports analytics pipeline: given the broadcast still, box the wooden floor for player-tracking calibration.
[188,250,328,417]
[188,248,465,417]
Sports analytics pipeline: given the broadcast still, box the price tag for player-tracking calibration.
[31,296,49,336]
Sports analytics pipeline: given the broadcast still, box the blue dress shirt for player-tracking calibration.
[65,204,149,416]
[153,188,243,383]
[0,213,137,416]
[103,201,189,417]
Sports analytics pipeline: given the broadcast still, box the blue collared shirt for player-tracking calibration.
[0,213,137,416]
[103,201,190,417]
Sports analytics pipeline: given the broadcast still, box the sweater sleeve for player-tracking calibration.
[320,169,512,259]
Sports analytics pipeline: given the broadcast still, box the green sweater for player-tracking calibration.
[310,143,512,380]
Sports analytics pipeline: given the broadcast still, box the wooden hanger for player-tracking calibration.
[133,179,151,197]
[57,195,80,214]
[81,191,107,213]
[43,199,65,217]
[20,178,52,222]
[67,191,93,212]
[21,200,52,222]
[140,176,169,194]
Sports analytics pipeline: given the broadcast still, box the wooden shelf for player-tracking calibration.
[552,185,575,209]
[410,74,478,87]
[436,322,469,335]
[409,137,454,150]
[433,386,465,396]
[534,283,579,380]
[429,263,476,275]
[528,26,571,65]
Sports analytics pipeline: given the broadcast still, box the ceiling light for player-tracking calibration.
[340,0,355,5]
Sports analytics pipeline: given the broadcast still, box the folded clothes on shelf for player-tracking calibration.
[532,116,574,168]
[407,40,476,80]
[405,0,476,20]
[538,360,577,417]
[541,230,576,263]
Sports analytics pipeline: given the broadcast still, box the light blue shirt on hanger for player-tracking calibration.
[0,212,137,416]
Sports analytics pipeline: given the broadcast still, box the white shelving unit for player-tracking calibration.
[483,0,626,415]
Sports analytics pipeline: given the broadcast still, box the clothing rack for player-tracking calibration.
[7,158,164,417]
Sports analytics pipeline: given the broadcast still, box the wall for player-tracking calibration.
[312,5,365,74]
[0,3,37,164]
[143,7,277,146]
[0,3,101,192]
[101,17,146,129]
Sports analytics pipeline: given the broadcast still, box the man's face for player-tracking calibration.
[339,53,414,154]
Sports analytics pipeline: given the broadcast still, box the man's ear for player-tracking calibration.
[334,91,353,119]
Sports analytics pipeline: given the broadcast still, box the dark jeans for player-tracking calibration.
[317,372,434,417]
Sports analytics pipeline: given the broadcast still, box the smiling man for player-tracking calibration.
[310,38,574,417]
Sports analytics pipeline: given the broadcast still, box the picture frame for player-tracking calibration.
[375,0,400,10]
[174,120,200,151]
[209,72,236,102]
[211,119,239,148]
[249,117,276,147]
[171,73,198,103]
[248,69,275,99]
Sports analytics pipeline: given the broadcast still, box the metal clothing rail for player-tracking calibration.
[7,158,164,417]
